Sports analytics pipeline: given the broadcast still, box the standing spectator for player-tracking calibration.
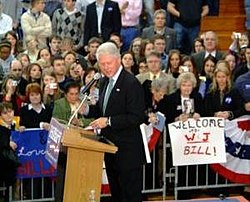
[84,0,121,46]
[141,9,176,54]
[52,0,84,51]
[44,0,62,18]
[143,0,154,26]
[193,37,205,53]
[23,35,39,63]
[167,0,209,54]
[21,0,52,49]
[113,0,142,52]
[192,31,224,73]
[0,1,13,40]
[75,0,95,16]
[0,0,22,30]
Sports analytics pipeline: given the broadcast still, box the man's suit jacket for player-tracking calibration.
[192,50,224,73]
[141,26,176,54]
[136,71,177,94]
[89,69,145,169]
[84,0,121,45]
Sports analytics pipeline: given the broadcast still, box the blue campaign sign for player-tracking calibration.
[11,129,56,178]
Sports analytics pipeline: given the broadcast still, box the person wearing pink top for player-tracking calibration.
[113,0,142,52]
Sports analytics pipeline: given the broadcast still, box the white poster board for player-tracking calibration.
[168,117,226,166]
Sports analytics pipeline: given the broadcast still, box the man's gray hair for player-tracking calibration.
[96,42,120,61]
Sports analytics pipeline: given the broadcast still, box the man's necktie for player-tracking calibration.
[103,78,114,114]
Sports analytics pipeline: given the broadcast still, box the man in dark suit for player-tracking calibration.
[87,42,145,202]
[141,9,176,54]
[192,31,224,73]
[84,0,121,47]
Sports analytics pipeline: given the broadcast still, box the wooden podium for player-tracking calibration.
[61,127,117,202]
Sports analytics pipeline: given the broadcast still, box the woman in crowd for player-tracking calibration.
[68,59,86,85]
[198,55,217,99]
[204,60,246,120]
[41,69,63,111]
[26,63,42,84]
[81,67,99,106]
[16,53,30,80]
[166,49,182,79]
[129,37,142,65]
[139,39,154,61]
[121,51,138,75]
[5,30,22,57]
[37,47,53,70]
[63,51,77,76]
[23,36,39,63]
[19,83,52,130]
[1,74,23,116]
[223,52,238,81]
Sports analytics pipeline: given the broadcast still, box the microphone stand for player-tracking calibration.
[67,93,88,127]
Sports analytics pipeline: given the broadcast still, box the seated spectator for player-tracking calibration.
[0,102,19,189]
[141,9,176,54]
[229,32,249,55]
[223,52,238,81]
[204,61,246,120]
[110,33,123,53]
[1,74,23,116]
[19,83,52,130]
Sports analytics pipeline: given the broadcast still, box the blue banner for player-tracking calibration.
[11,129,56,178]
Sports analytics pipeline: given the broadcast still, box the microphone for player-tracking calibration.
[81,72,101,94]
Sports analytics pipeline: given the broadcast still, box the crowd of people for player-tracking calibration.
[0,0,250,201]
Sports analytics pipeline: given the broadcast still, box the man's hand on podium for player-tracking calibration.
[90,117,109,129]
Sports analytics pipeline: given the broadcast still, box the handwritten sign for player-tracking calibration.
[45,118,65,169]
[11,129,56,178]
[168,117,226,166]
